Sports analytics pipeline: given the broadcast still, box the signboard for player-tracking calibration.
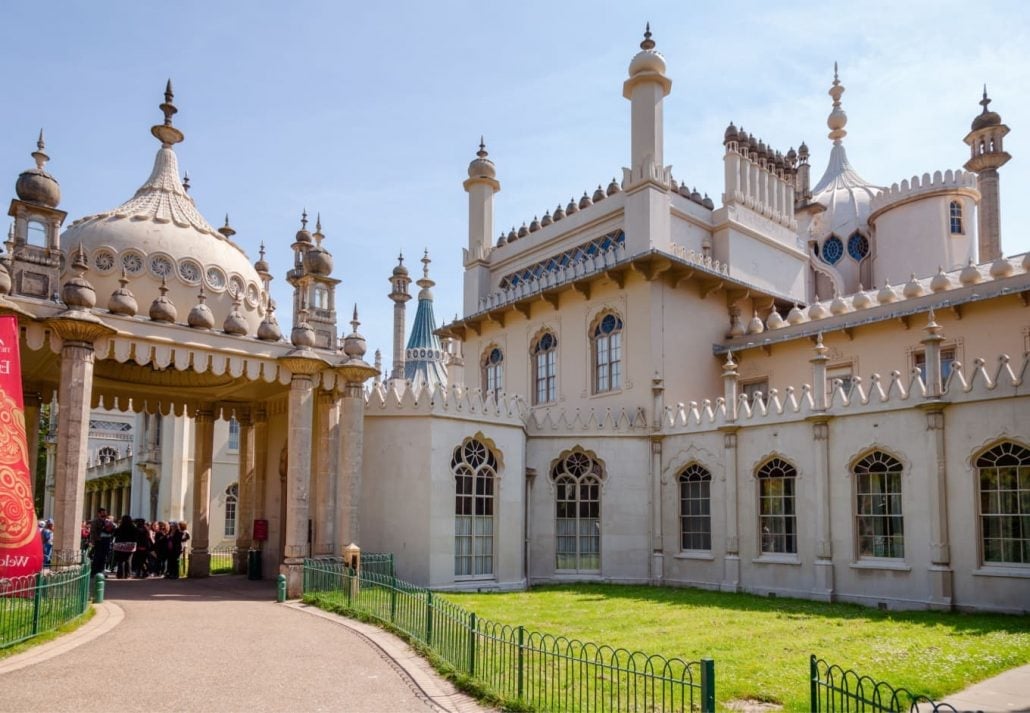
[0,315,43,578]
[252,519,269,542]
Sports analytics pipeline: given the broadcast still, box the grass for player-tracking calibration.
[0,606,95,659]
[441,584,1030,711]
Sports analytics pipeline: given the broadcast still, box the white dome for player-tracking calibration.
[810,143,882,240]
[61,145,267,333]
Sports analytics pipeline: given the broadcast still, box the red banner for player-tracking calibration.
[0,315,42,578]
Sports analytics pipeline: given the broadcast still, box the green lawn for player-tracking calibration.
[442,584,1030,711]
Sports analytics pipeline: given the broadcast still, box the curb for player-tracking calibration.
[0,601,125,675]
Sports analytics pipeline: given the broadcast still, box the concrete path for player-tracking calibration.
[937,663,1030,712]
[0,575,490,713]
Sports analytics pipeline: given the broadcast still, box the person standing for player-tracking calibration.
[112,515,137,579]
[41,520,54,567]
[167,521,190,579]
[132,519,151,577]
[89,508,112,577]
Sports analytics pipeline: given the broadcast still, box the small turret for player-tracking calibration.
[964,86,1010,262]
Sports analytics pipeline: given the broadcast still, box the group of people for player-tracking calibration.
[82,508,190,580]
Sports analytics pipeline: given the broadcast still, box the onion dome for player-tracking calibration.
[592,185,606,202]
[507,226,517,242]
[566,197,578,215]
[628,23,667,77]
[107,269,138,316]
[16,130,61,208]
[902,274,924,299]
[496,231,507,247]
[187,287,215,329]
[690,187,702,203]
[748,133,759,153]
[724,121,739,145]
[343,305,368,359]
[257,300,282,341]
[766,310,785,329]
[990,255,1014,278]
[702,193,714,210]
[553,203,565,220]
[786,146,797,164]
[830,294,848,315]
[223,297,248,336]
[149,276,177,322]
[959,259,982,285]
[541,210,553,227]
[517,223,529,238]
[930,267,952,293]
[579,191,592,209]
[291,309,316,348]
[529,216,541,232]
[971,87,1002,131]
[607,178,621,196]
[798,142,809,162]
[303,214,333,275]
[254,242,270,274]
[747,311,765,334]
[787,304,806,325]
[61,246,96,309]
[809,302,830,320]
[295,211,312,244]
[852,287,873,310]
[877,279,898,304]
[467,138,496,180]
[677,181,690,198]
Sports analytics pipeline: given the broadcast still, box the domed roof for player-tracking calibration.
[15,131,60,208]
[628,24,667,77]
[467,139,496,180]
[971,87,1002,131]
[303,215,333,276]
[60,84,266,334]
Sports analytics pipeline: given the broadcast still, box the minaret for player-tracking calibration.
[964,87,1010,262]
[622,24,672,186]
[462,139,499,315]
[387,253,412,382]
[403,251,448,391]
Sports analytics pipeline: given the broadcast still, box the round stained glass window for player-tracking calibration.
[822,236,844,265]
[847,232,869,261]
[488,347,503,365]
[596,313,623,336]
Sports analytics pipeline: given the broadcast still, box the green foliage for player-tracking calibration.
[443,584,1030,711]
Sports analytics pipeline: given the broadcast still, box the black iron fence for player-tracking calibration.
[811,654,979,712]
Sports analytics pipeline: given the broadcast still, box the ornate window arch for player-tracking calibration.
[847,231,869,261]
[678,463,712,551]
[757,457,797,554]
[531,330,558,405]
[852,450,904,558]
[97,446,118,463]
[224,482,238,537]
[975,441,1030,564]
[821,235,844,265]
[551,448,604,572]
[590,311,623,394]
[481,345,504,400]
[949,201,964,235]
[453,437,499,577]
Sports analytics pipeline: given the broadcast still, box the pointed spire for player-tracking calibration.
[31,129,49,171]
[477,136,487,158]
[351,303,360,332]
[218,214,236,239]
[301,209,308,230]
[827,62,847,144]
[980,84,991,112]
[151,79,184,147]
[183,170,191,193]
[640,22,655,50]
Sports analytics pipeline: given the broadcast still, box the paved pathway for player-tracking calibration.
[0,575,490,713]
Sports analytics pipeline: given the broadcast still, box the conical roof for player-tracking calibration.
[403,252,448,390]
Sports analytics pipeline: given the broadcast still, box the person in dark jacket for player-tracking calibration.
[166,521,190,579]
[89,508,113,577]
[132,519,152,577]
[152,522,169,577]
[112,515,137,579]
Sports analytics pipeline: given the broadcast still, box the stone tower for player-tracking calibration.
[387,253,412,382]
[462,139,499,315]
[963,87,1010,262]
[286,211,340,350]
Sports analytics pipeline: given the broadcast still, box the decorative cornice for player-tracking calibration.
[47,311,116,343]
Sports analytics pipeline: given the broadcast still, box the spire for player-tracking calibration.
[827,61,847,144]
[404,249,447,389]
[218,214,236,239]
[417,249,435,298]
[640,22,655,51]
[182,170,191,193]
[980,84,990,112]
[477,136,487,158]
[150,79,184,147]
[32,129,49,171]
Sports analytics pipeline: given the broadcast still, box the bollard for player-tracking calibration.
[94,574,105,604]
[276,574,287,603]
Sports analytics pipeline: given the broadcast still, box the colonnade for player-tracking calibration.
[83,475,133,520]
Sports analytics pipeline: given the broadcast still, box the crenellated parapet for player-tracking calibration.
[869,169,979,216]
[364,380,526,424]
[721,123,798,230]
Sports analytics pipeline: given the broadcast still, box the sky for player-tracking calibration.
[2,1,1028,359]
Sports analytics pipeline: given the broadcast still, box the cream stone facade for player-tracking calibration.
[6,30,1028,611]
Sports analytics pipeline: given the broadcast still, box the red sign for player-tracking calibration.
[0,315,43,578]
[252,519,268,542]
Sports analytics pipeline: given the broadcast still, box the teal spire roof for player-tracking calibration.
[403,250,448,389]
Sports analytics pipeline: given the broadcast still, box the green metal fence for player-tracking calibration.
[810,655,974,712]
[0,562,92,649]
[304,559,714,712]
[209,545,237,575]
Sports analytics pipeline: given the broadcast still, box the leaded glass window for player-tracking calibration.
[758,458,797,554]
[679,464,712,551]
[224,483,238,537]
[592,313,623,393]
[822,235,844,265]
[950,201,963,234]
[854,452,904,558]
[551,450,603,572]
[532,332,558,405]
[847,232,869,261]
[453,439,498,577]
[482,347,504,400]
[977,442,1030,564]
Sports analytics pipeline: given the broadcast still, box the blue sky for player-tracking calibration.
[2,1,1028,358]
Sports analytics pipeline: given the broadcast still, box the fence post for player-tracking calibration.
[390,576,397,623]
[810,654,819,713]
[517,625,525,701]
[30,572,42,635]
[425,591,434,645]
[93,574,105,604]
[468,612,477,676]
[701,658,715,713]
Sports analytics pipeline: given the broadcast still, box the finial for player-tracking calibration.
[421,249,431,279]
[397,251,404,265]
[827,62,847,143]
[315,212,322,233]
[301,209,308,230]
[151,79,184,146]
[351,303,360,332]
[640,22,655,51]
[477,136,487,158]
[833,61,839,84]
[259,242,266,260]
[36,129,45,152]
[182,171,190,193]
[218,214,236,239]
[980,84,991,113]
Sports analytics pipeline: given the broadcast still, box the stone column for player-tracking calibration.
[921,312,952,609]
[234,411,255,572]
[280,368,317,596]
[721,428,740,592]
[649,376,664,584]
[313,392,338,556]
[187,409,215,578]
[336,381,366,548]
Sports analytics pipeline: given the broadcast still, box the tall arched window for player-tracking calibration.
[481,346,504,400]
[591,312,623,393]
[853,451,904,558]
[679,464,712,551]
[757,457,797,554]
[976,442,1030,564]
[551,449,603,572]
[453,438,498,577]
[949,201,963,234]
[224,482,238,537]
[532,331,558,405]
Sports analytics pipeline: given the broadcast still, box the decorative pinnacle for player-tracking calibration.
[72,244,88,272]
[31,129,50,170]
[301,209,308,230]
[151,79,184,147]
[158,275,169,295]
[197,285,207,303]
[640,22,655,50]
[36,129,45,152]
[351,303,360,332]
[118,267,129,288]
[477,137,487,158]
[315,212,322,233]
[397,252,404,265]
[218,214,236,239]
[161,79,176,126]
[182,171,191,193]
[259,242,266,260]
[827,61,848,143]
[421,249,431,280]
[980,84,991,113]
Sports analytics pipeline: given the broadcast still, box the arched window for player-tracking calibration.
[481,346,504,400]
[976,442,1030,564]
[551,449,603,572]
[949,201,963,235]
[532,331,558,405]
[853,451,904,558]
[97,446,118,463]
[591,312,623,393]
[26,220,46,246]
[847,232,869,261]
[224,482,238,537]
[679,464,712,551]
[757,457,797,554]
[453,438,498,577]
[821,235,844,265]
